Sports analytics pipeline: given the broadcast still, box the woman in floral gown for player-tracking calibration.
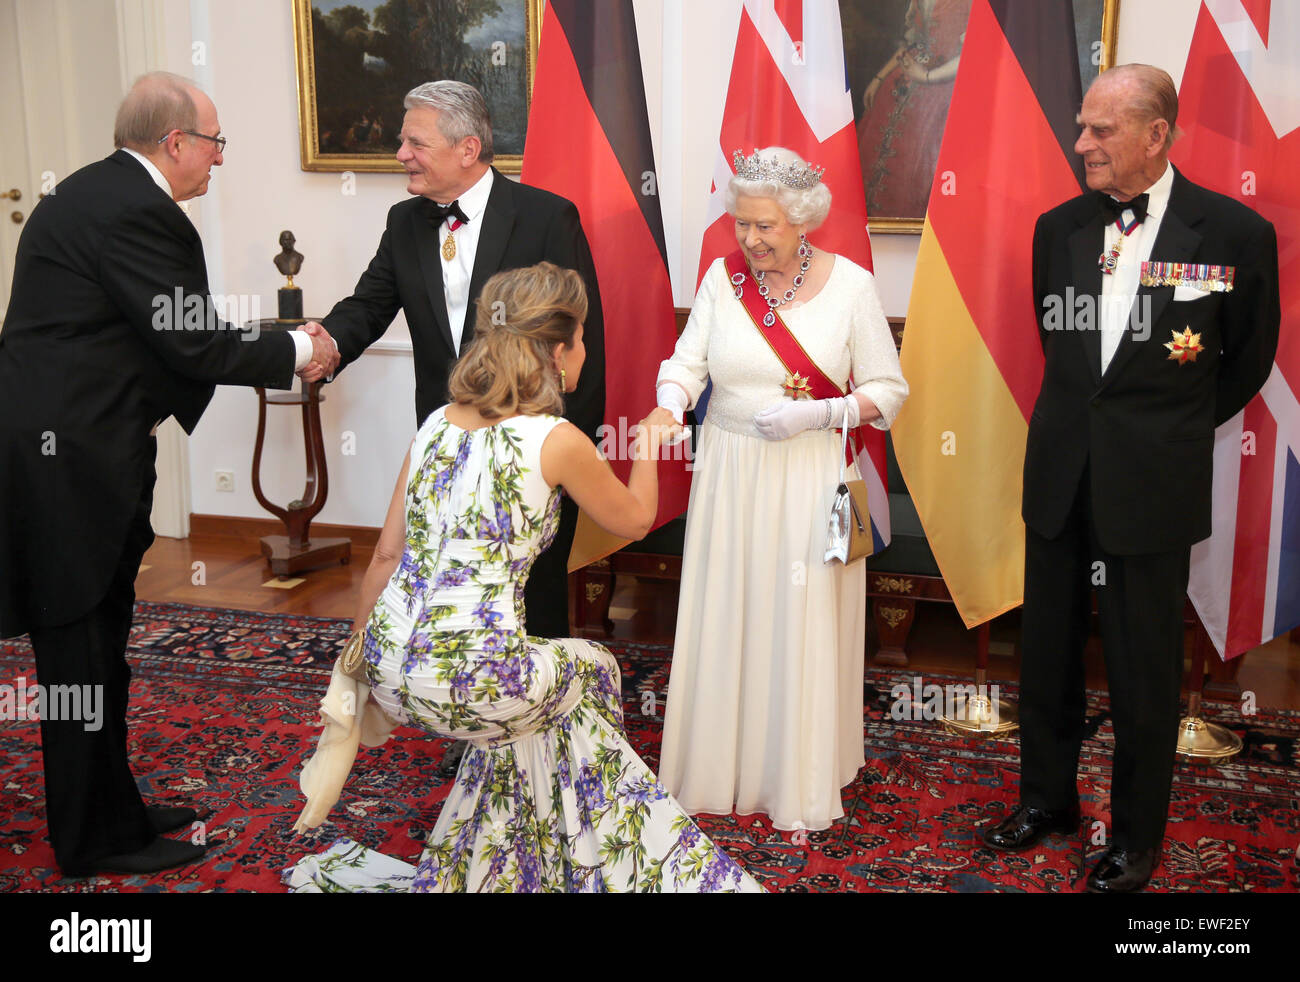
[285,263,761,893]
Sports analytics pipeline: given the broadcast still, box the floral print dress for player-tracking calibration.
[284,408,761,893]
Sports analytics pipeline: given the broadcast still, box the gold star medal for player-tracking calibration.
[1165,327,1204,364]
[782,371,813,399]
[442,233,456,261]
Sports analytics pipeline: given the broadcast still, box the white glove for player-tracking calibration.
[656,384,692,446]
[753,395,858,441]
[656,383,689,424]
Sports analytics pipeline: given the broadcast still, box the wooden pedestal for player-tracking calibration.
[249,318,350,579]
[259,534,352,578]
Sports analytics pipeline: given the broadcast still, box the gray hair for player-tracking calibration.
[404,80,494,162]
[114,71,199,152]
[1093,63,1181,151]
[725,146,831,229]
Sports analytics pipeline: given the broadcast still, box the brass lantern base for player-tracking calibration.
[1176,715,1242,760]
[941,694,1019,737]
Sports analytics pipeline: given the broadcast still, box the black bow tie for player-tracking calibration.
[1098,191,1149,223]
[426,199,470,227]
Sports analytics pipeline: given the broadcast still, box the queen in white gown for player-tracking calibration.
[285,263,762,893]
[655,148,908,832]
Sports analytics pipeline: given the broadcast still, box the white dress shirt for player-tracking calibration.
[1099,162,1173,372]
[435,167,495,354]
[122,147,313,372]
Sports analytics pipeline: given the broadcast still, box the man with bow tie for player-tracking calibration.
[308,81,605,774]
[981,64,1279,892]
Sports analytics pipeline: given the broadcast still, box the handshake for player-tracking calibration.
[294,321,341,383]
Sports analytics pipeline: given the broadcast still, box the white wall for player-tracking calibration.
[1118,0,1203,87]
[167,0,421,522]
[146,0,1204,529]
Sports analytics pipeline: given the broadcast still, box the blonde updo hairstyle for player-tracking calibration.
[725,146,832,229]
[447,261,587,419]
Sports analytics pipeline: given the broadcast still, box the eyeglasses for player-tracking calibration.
[157,129,227,152]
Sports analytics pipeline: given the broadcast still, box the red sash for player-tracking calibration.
[724,249,867,465]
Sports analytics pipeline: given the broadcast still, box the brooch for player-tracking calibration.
[782,371,813,399]
[1165,327,1205,364]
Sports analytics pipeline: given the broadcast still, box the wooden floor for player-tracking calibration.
[137,525,1300,712]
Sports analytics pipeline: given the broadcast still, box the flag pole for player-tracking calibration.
[940,623,1019,737]
[1175,614,1242,760]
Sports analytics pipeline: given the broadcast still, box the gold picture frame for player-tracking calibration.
[291,0,543,174]
[850,0,1121,235]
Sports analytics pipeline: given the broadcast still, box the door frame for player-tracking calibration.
[117,0,192,539]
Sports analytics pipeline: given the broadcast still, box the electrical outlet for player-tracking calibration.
[215,470,235,493]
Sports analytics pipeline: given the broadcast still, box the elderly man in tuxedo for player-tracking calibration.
[306,80,604,776]
[982,64,1279,892]
[0,72,339,876]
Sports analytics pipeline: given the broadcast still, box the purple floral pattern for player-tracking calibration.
[289,409,760,893]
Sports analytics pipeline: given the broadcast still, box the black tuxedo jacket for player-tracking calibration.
[322,168,605,438]
[0,150,296,635]
[1023,166,1280,554]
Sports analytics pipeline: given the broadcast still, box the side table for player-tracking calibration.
[249,318,350,577]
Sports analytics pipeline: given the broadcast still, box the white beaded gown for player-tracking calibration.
[656,255,908,832]
[285,409,763,892]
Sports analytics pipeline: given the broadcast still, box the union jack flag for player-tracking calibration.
[697,0,890,550]
[1177,0,1300,658]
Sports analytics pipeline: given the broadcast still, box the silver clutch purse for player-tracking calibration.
[824,414,873,566]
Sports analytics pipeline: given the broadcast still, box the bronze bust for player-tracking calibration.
[274,230,304,282]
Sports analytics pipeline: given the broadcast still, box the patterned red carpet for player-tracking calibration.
[1,601,1296,892]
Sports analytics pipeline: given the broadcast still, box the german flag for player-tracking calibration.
[890,0,1087,626]
[522,0,689,568]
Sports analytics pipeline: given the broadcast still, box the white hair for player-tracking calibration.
[404,80,494,162]
[725,146,831,229]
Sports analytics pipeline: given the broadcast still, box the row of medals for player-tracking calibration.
[1100,230,1234,293]
[1140,261,1235,292]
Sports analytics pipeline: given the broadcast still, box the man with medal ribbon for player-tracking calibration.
[982,65,1280,892]
[303,81,604,778]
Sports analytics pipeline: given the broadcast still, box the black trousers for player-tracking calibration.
[27,474,156,874]
[522,493,577,638]
[1019,470,1190,851]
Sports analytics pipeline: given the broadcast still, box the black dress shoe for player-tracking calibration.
[1086,845,1159,893]
[982,803,1081,851]
[66,836,207,877]
[147,805,199,835]
[438,739,468,777]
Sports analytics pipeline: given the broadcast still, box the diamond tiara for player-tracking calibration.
[732,149,825,190]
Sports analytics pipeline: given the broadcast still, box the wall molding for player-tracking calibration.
[366,338,414,355]
[190,513,381,547]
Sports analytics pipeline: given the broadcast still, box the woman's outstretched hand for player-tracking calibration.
[637,407,686,455]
